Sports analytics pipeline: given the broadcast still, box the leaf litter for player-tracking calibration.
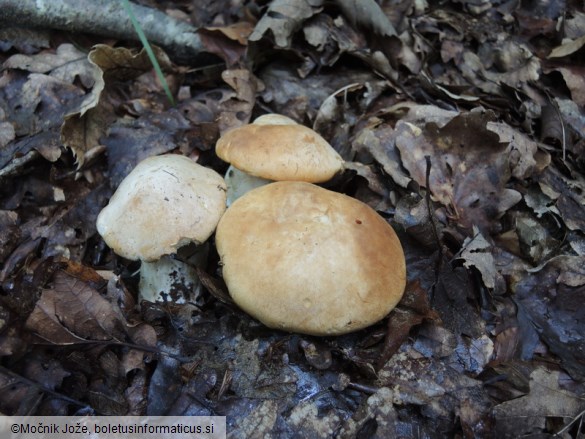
[1,0,585,437]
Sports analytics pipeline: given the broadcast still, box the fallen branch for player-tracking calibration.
[0,0,211,64]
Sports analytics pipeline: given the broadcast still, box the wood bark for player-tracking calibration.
[0,0,211,64]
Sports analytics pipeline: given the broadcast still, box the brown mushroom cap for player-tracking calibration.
[215,181,406,336]
[96,155,227,262]
[215,114,344,183]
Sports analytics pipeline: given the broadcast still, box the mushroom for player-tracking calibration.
[215,114,345,205]
[96,154,227,303]
[215,181,406,336]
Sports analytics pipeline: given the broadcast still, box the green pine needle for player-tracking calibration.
[121,0,176,106]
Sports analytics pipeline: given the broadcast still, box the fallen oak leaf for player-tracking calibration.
[25,270,128,344]
[547,35,585,59]
[61,44,174,168]
[396,109,522,232]
[457,226,497,290]
[493,367,584,437]
[25,269,169,369]
[4,43,94,86]
[514,255,585,380]
[199,22,254,67]
[376,280,440,369]
[334,0,397,37]
[249,0,323,48]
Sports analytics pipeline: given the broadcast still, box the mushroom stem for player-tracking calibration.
[139,243,209,304]
[224,165,272,206]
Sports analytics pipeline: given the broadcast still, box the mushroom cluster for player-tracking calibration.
[96,154,227,303]
[213,115,406,335]
[97,116,406,336]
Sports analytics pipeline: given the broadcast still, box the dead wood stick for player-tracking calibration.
[0,0,211,64]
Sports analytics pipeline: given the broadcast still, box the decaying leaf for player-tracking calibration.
[218,68,264,133]
[396,108,522,231]
[487,121,546,180]
[334,0,397,37]
[0,26,50,54]
[61,44,174,168]
[494,367,585,437]
[537,166,585,231]
[249,0,323,48]
[25,270,127,343]
[547,35,585,59]
[25,266,156,352]
[514,212,560,264]
[434,259,485,338]
[457,227,497,290]
[378,344,493,437]
[515,255,585,380]
[352,121,411,188]
[377,280,440,369]
[199,22,254,67]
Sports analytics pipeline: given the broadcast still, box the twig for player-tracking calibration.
[545,92,567,162]
[0,365,96,413]
[425,156,441,249]
[425,155,443,302]
[0,0,210,65]
[32,339,206,363]
[347,381,378,395]
[554,406,585,437]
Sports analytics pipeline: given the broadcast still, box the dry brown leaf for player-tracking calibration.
[515,255,585,380]
[3,44,94,86]
[377,280,440,369]
[249,0,323,48]
[396,109,521,231]
[199,22,254,67]
[206,22,254,46]
[61,44,173,168]
[217,68,264,133]
[334,0,397,37]
[546,65,585,107]
[487,121,544,179]
[0,108,15,149]
[547,35,585,59]
[493,367,584,437]
[457,227,497,289]
[25,270,127,344]
[352,122,411,188]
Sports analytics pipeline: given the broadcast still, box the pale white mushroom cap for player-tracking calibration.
[215,181,406,336]
[215,114,344,183]
[97,155,227,262]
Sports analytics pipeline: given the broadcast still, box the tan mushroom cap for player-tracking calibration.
[96,155,227,262]
[215,114,344,183]
[252,113,298,125]
[215,181,406,336]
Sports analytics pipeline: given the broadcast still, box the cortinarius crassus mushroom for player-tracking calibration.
[96,154,227,303]
[215,114,345,205]
[215,181,406,335]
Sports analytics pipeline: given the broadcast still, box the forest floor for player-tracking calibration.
[1,0,584,437]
